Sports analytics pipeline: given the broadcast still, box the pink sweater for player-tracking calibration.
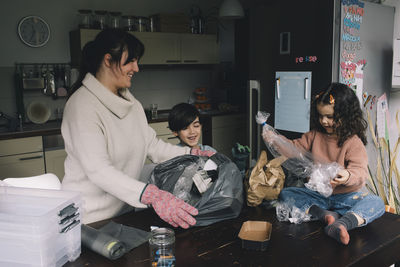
[289,130,368,194]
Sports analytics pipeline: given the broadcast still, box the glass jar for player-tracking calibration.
[122,15,136,31]
[149,228,175,267]
[149,16,158,32]
[93,10,108,29]
[78,9,92,29]
[109,11,122,29]
[136,16,149,32]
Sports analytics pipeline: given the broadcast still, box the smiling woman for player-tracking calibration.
[61,28,212,228]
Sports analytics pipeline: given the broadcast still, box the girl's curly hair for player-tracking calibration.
[310,83,367,147]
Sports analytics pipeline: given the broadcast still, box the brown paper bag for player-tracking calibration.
[245,151,286,206]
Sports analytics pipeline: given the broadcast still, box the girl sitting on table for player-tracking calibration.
[262,82,385,245]
[61,28,213,229]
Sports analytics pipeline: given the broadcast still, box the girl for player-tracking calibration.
[62,29,212,228]
[263,82,385,245]
[168,103,216,152]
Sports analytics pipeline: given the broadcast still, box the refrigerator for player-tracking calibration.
[242,0,394,166]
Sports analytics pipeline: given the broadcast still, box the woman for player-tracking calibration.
[62,29,212,228]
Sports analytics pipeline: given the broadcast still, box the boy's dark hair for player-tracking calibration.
[168,103,200,132]
[310,82,367,146]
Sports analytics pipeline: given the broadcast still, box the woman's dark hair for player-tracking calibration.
[68,28,144,98]
[168,103,200,132]
[310,82,367,146]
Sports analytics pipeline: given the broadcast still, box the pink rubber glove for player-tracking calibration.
[140,184,198,228]
[190,148,216,157]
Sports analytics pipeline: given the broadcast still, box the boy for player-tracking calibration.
[168,103,216,152]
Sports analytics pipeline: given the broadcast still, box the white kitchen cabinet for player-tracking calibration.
[146,121,180,163]
[70,29,219,66]
[45,149,67,181]
[134,32,181,64]
[211,114,246,159]
[181,34,219,64]
[0,136,45,179]
[149,121,180,145]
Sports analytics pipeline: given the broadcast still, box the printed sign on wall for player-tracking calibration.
[340,0,366,103]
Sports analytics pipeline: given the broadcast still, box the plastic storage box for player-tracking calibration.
[0,186,82,267]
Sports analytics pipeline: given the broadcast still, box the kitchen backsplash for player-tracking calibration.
[133,68,213,110]
[0,66,214,123]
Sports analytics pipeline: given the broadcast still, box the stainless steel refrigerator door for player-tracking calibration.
[275,71,312,133]
[248,80,261,167]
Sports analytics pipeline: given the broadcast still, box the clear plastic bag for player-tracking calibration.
[256,111,342,197]
[276,198,311,224]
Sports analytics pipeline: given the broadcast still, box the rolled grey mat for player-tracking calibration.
[99,221,151,251]
[81,224,127,260]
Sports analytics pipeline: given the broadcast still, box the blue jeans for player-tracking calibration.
[279,187,385,225]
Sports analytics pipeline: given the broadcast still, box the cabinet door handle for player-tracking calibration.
[276,78,280,99]
[183,60,199,63]
[19,155,43,161]
[165,60,181,63]
[304,77,309,99]
[167,136,178,140]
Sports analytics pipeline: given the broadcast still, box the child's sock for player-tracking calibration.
[308,205,340,225]
[324,212,359,245]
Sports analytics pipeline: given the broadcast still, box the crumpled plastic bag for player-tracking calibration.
[276,198,311,224]
[245,150,286,206]
[305,162,342,197]
[148,153,243,226]
[255,111,342,197]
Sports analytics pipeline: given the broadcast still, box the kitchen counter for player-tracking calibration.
[0,110,244,140]
[0,121,62,140]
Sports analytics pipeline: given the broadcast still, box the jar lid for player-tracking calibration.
[78,9,92,14]
[109,11,122,16]
[94,10,108,15]
[149,228,175,246]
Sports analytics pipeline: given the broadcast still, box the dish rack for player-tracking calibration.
[15,63,71,124]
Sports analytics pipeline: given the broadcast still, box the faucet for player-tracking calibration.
[0,111,21,132]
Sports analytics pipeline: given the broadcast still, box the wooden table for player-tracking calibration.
[65,206,400,267]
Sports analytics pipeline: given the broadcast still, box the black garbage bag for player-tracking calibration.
[148,153,243,226]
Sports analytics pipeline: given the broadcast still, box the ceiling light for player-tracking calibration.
[219,0,244,19]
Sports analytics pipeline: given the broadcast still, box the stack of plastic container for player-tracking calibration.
[0,186,82,267]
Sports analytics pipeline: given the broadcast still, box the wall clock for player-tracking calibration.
[18,16,50,48]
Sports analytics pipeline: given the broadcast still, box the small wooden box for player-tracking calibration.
[238,221,272,251]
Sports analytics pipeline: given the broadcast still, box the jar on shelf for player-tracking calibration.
[109,11,122,29]
[136,16,149,32]
[149,16,158,32]
[93,10,108,29]
[122,15,136,31]
[77,9,93,29]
